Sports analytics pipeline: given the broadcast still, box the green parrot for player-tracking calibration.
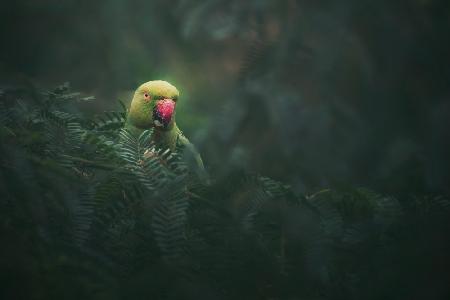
[124,80,208,182]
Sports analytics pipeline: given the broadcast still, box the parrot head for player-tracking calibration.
[128,80,179,131]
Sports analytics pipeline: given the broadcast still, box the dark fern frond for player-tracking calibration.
[238,175,273,232]
[152,184,190,262]
[118,128,188,192]
[118,128,153,164]
[118,129,160,191]
[82,130,119,162]
[91,111,126,132]
[306,190,344,239]
[373,195,403,230]
[71,188,96,247]
[51,110,80,123]
[42,82,95,105]
[87,177,145,274]
[0,101,12,126]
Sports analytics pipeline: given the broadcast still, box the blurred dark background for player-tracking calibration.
[1,0,449,196]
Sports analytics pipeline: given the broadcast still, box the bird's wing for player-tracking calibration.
[177,133,210,184]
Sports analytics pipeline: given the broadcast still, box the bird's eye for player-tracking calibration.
[144,93,150,99]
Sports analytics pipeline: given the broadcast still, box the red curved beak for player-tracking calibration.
[154,98,175,127]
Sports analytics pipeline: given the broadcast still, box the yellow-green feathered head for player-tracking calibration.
[128,80,179,131]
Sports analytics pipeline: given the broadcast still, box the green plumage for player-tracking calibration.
[125,80,208,182]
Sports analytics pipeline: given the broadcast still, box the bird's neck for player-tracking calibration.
[153,123,180,150]
[125,118,180,150]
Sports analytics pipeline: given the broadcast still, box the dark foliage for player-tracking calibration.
[1,84,449,300]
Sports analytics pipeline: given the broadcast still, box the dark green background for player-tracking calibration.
[1,0,450,196]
